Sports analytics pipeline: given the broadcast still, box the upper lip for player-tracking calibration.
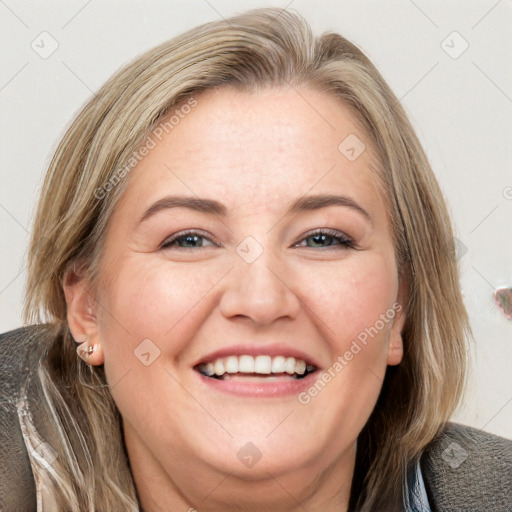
[193,344,321,369]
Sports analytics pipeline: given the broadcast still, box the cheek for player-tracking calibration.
[96,256,228,372]
[302,255,398,346]
[95,257,227,427]
[291,256,399,450]
[298,256,397,398]
[102,255,222,327]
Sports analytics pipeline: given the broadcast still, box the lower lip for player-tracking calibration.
[196,371,318,398]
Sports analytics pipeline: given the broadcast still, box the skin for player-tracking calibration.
[64,86,406,512]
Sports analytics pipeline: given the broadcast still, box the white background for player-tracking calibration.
[1,0,511,438]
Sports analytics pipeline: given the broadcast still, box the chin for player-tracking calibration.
[193,427,329,480]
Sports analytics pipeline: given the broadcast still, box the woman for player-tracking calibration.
[0,8,510,512]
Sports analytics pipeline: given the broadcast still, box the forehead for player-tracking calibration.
[113,86,385,222]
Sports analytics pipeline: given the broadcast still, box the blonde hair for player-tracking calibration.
[23,8,471,511]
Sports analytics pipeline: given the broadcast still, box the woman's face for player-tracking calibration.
[69,86,406,506]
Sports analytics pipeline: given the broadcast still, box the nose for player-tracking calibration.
[219,248,301,326]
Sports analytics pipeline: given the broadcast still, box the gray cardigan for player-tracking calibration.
[1,325,511,511]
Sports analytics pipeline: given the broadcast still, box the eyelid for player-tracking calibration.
[160,229,220,249]
[160,227,356,251]
[292,228,355,249]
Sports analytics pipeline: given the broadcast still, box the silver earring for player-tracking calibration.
[77,343,97,361]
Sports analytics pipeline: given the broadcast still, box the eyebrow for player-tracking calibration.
[137,193,372,224]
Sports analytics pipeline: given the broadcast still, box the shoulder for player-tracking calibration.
[0,324,56,404]
[0,324,56,512]
[0,323,54,365]
[0,323,57,407]
[421,421,512,511]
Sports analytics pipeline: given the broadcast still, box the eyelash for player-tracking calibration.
[294,228,355,249]
[160,228,355,251]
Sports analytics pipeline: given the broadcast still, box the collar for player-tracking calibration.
[403,456,432,511]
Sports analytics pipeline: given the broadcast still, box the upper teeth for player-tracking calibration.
[198,355,314,377]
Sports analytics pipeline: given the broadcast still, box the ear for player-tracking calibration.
[62,263,104,366]
[386,276,408,366]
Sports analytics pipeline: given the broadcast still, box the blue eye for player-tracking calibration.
[161,230,217,250]
[161,228,354,251]
[296,229,354,249]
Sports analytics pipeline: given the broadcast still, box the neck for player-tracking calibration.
[124,423,357,512]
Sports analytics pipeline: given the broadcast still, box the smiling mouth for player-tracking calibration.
[196,354,317,380]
